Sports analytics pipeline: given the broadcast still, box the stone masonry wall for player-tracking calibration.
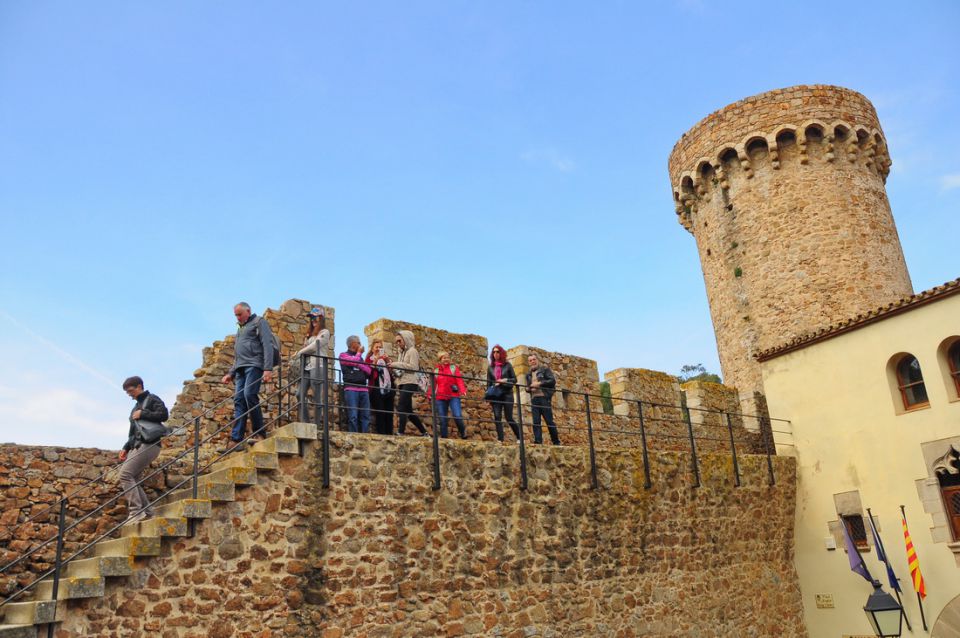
[299,432,806,637]
[667,85,913,397]
[0,445,167,596]
[54,452,313,637]
[47,433,804,637]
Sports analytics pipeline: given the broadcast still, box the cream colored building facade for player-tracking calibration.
[760,282,960,637]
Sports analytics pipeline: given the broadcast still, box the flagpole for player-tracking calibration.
[867,507,912,632]
[901,505,928,632]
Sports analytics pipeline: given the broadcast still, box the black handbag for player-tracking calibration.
[485,385,506,401]
[136,420,171,445]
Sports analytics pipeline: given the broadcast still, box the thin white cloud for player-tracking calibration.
[940,173,960,192]
[520,148,576,173]
[0,311,117,389]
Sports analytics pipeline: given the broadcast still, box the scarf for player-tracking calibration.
[377,357,392,395]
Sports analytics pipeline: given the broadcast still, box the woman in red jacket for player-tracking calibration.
[430,351,467,439]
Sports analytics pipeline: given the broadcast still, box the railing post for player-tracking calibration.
[430,371,441,491]
[514,385,528,491]
[724,412,741,487]
[763,415,776,486]
[190,416,200,537]
[584,394,598,490]
[321,355,331,489]
[309,354,319,428]
[637,401,652,489]
[48,498,67,638]
[683,406,701,488]
[276,362,283,425]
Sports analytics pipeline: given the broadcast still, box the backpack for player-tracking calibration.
[341,357,368,388]
[254,317,282,368]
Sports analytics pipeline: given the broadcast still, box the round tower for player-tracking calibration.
[669,85,912,395]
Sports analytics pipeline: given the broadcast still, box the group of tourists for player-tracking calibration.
[323,325,562,446]
[116,302,563,523]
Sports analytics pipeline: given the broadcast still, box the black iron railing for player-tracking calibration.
[300,353,792,493]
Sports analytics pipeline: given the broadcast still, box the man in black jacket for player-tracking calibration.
[525,354,561,445]
[119,376,169,523]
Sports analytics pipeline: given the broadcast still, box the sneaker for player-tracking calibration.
[217,440,245,455]
[124,511,147,525]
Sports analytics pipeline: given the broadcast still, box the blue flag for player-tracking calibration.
[867,513,902,593]
[841,519,873,583]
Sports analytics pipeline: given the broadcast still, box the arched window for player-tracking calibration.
[896,355,929,410]
[948,341,960,397]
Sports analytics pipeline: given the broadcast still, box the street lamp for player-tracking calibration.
[863,580,903,637]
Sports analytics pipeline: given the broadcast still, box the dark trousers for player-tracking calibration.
[370,389,395,435]
[531,395,560,445]
[232,367,265,441]
[396,384,426,434]
[491,401,519,441]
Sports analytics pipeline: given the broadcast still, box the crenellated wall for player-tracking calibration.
[668,85,913,397]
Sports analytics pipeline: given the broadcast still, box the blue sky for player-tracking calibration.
[1,1,957,448]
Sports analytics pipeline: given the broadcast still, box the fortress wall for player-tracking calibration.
[299,432,806,637]
[49,433,805,637]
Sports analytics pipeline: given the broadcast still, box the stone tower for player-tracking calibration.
[669,85,913,395]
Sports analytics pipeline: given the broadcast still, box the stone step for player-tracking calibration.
[93,536,161,559]
[209,450,279,473]
[65,556,133,579]
[197,466,258,487]
[35,576,105,601]
[121,516,188,539]
[252,435,300,455]
[0,599,62,625]
[157,499,212,520]
[164,480,236,505]
[0,624,37,638]
[273,421,318,440]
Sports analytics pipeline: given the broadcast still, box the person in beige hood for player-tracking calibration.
[389,331,428,435]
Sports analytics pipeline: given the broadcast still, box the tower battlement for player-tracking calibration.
[668,85,912,395]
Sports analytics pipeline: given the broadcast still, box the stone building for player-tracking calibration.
[669,85,914,399]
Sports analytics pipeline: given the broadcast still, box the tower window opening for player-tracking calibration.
[775,130,797,148]
[805,125,824,142]
[746,138,768,158]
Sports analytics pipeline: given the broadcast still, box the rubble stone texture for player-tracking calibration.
[39,433,804,637]
[668,84,913,397]
[301,432,806,637]
[0,445,162,596]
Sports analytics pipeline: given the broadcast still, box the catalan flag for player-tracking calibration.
[902,515,926,599]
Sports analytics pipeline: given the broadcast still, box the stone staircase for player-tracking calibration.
[0,422,317,638]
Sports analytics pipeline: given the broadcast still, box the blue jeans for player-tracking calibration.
[343,390,371,433]
[435,397,466,438]
[531,396,560,445]
[231,367,265,442]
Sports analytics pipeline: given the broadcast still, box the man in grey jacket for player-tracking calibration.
[221,302,276,447]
